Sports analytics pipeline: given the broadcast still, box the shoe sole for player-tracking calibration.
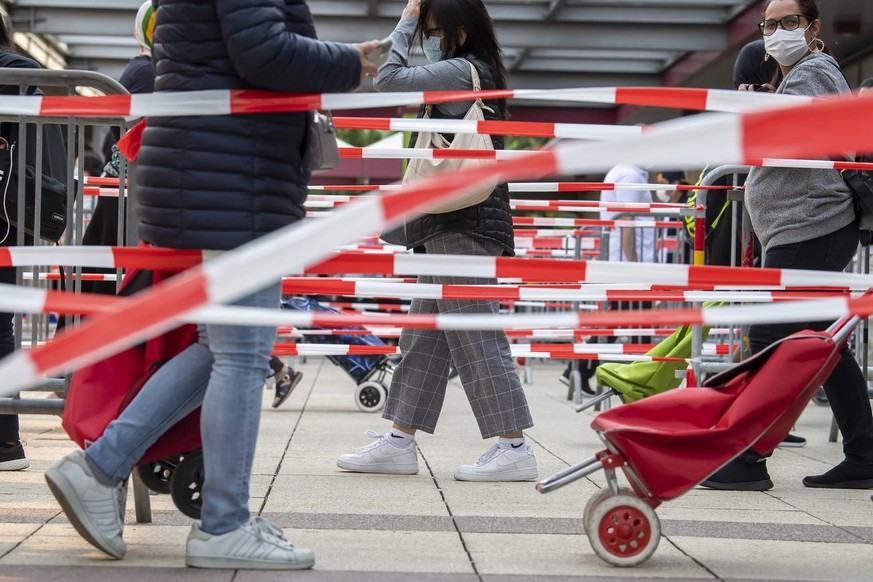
[336,458,418,475]
[44,467,125,559]
[186,555,315,570]
[777,441,807,448]
[0,458,29,471]
[802,477,873,489]
[454,468,539,482]
[272,372,303,409]
[699,478,773,492]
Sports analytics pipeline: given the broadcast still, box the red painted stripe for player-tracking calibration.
[558,182,613,192]
[423,89,515,105]
[281,279,356,296]
[688,265,782,288]
[478,120,557,138]
[615,87,709,111]
[306,253,394,276]
[40,94,132,117]
[431,149,497,159]
[495,257,586,283]
[0,248,10,267]
[333,117,393,131]
[30,274,210,374]
[229,90,322,114]
[43,290,119,315]
[742,92,873,160]
[112,247,203,271]
[441,284,521,300]
[833,160,873,171]
[340,147,364,159]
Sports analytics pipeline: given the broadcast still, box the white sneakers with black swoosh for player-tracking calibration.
[454,443,538,482]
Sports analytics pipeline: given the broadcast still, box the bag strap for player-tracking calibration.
[425,59,491,118]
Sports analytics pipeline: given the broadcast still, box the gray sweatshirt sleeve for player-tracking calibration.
[374,17,474,117]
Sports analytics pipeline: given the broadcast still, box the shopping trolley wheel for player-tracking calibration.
[355,380,388,413]
[170,450,204,520]
[587,493,660,567]
[582,487,633,535]
[136,455,181,495]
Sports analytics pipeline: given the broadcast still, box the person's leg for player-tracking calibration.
[336,288,445,475]
[196,283,279,535]
[0,266,27,470]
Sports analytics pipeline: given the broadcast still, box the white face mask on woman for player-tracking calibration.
[422,36,444,63]
[765,25,815,67]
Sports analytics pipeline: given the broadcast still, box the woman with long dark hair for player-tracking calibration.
[703,0,873,491]
[337,0,537,482]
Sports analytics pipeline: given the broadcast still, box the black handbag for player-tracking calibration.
[0,137,68,243]
[842,166,873,217]
[303,111,339,172]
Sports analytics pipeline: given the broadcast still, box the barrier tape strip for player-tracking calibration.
[1,86,811,119]
[272,341,730,358]
[337,147,873,173]
[279,278,848,303]
[277,326,736,339]
[1,90,870,395]
[304,183,732,193]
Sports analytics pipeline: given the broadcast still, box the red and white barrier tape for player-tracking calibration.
[0,246,209,271]
[1,90,871,395]
[333,116,642,140]
[280,278,848,303]
[1,86,810,119]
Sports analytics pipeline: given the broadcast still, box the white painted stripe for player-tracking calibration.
[586,261,691,286]
[395,253,497,279]
[0,284,47,313]
[7,246,118,269]
[323,92,425,110]
[554,123,640,140]
[390,118,477,133]
[760,158,836,170]
[130,90,231,118]
[509,183,560,193]
[705,90,811,113]
[512,87,618,105]
[2,95,44,116]
[702,297,850,326]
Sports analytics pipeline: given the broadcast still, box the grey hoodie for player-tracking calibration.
[744,52,854,250]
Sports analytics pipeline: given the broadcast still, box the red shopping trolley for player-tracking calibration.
[536,315,858,567]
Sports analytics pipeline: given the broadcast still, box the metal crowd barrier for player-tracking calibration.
[0,68,133,417]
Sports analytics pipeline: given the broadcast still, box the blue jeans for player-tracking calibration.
[86,283,280,534]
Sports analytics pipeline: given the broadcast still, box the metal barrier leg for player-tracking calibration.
[132,470,152,524]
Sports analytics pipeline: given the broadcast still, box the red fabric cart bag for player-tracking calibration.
[591,330,841,501]
[62,268,201,465]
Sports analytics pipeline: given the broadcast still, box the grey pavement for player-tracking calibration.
[1,358,872,581]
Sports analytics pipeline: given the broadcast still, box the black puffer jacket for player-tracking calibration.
[403,57,514,257]
[138,0,361,250]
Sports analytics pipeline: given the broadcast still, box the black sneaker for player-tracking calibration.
[778,433,807,448]
[803,460,873,489]
[0,441,29,471]
[700,457,773,491]
[272,371,303,409]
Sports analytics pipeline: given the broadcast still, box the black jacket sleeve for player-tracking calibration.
[215,0,361,95]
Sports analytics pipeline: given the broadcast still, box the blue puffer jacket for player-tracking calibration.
[138,0,361,250]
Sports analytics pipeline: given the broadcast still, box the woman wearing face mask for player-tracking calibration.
[702,0,873,491]
[337,0,538,482]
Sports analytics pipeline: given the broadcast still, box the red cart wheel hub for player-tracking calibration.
[597,505,652,558]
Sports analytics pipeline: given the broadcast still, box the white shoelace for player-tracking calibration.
[251,517,293,549]
[474,444,503,466]
[358,429,391,454]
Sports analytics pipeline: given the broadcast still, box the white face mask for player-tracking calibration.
[764,25,815,67]
[422,36,443,63]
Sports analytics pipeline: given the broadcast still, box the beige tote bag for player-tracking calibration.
[402,61,498,214]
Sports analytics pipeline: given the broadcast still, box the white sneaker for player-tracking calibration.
[454,444,538,482]
[44,450,127,559]
[336,430,419,475]
[186,517,314,570]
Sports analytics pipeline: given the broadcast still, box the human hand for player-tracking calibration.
[402,0,421,19]
[738,83,776,93]
[353,40,381,84]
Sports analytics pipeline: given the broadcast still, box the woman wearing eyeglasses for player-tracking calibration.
[337,0,538,482]
[703,0,873,491]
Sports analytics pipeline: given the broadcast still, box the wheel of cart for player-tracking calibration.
[585,489,660,567]
[355,380,388,412]
[135,455,181,494]
[170,450,204,519]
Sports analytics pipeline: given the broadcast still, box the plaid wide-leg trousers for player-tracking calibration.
[382,232,533,439]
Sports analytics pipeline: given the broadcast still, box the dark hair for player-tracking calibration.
[767,0,819,20]
[82,149,105,177]
[415,0,507,92]
[733,39,781,89]
[860,78,873,90]
[0,14,17,52]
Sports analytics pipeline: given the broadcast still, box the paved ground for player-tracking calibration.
[1,358,871,581]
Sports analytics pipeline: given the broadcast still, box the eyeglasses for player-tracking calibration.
[424,27,444,38]
[757,14,810,36]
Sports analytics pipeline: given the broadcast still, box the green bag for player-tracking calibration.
[595,302,725,403]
